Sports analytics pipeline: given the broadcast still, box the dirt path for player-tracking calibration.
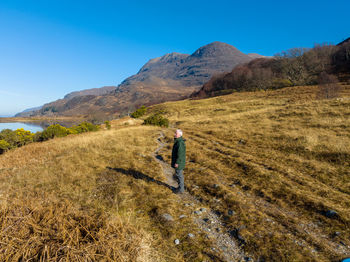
[153,132,251,262]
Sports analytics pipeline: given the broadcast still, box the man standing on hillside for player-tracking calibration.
[171,129,186,194]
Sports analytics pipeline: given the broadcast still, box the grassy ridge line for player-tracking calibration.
[149,85,350,261]
[0,125,221,261]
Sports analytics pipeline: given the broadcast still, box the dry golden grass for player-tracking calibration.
[0,126,220,261]
[148,85,350,261]
[1,85,349,261]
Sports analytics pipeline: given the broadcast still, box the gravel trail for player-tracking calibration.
[153,132,251,262]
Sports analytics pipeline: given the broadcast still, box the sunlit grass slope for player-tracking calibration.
[148,85,350,261]
[0,85,349,261]
[0,124,220,261]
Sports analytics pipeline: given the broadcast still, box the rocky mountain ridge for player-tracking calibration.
[17,41,260,117]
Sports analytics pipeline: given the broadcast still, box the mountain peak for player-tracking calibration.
[158,52,189,62]
[137,52,189,75]
[191,41,242,58]
[207,41,235,47]
[132,41,252,86]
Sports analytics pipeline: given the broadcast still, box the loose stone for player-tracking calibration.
[162,213,174,222]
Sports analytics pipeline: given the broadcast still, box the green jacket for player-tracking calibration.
[171,136,186,170]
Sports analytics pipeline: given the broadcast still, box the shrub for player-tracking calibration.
[70,122,100,134]
[131,106,147,118]
[104,120,111,130]
[33,131,43,142]
[14,128,34,146]
[37,122,100,141]
[271,78,293,89]
[143,114,169,127]
[0,129,17,148]
[0,121,101,154]
[0,139,11,154]
[68,125,80,134]
[40,124,71,141]
[0,128,34,147]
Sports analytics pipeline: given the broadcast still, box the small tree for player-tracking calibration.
[14,128,34,146]
[0,129,34,149]
[40,124,71,140]
[143,114,169,127]
[271,78,293,89]
[0,129,17,148]
[70,122,100,134]
[33,131,43,142]
[0,139,11,154]
[317,72,341,99]
[104,120,111,130]
[131,106,147,118]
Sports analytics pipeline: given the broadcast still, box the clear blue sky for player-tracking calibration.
[0,0,349,116]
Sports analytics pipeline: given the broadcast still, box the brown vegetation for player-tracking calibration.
[192,42,350,99]
[317,72,341,99]
[0,85,349,261]
[0,124,220,261]
[151,84,350,261]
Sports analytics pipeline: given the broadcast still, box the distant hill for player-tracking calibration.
[21,42,257,117]
[15,86,116,117]
[64,86,117,100]
[15,106,43,117]
[192,41,350,99]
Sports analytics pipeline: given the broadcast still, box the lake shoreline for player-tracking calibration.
[0,122,44,133]
[0,117,88,133]
[0,116,86,123]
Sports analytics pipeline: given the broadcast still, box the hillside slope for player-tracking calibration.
[192,41,350,99]
[15,86,117,117]
[15,105,43,117]
[1,85,349,261]
[147,84,350,261]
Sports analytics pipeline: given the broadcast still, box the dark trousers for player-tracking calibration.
[175,169,184,192]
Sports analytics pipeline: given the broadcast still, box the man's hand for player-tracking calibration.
[174,163,178,168]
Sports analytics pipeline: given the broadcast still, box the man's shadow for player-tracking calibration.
[107,167,176,192]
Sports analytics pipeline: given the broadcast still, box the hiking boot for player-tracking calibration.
[173,187,184,194]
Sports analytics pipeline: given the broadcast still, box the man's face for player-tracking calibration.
[174,130,180,138]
